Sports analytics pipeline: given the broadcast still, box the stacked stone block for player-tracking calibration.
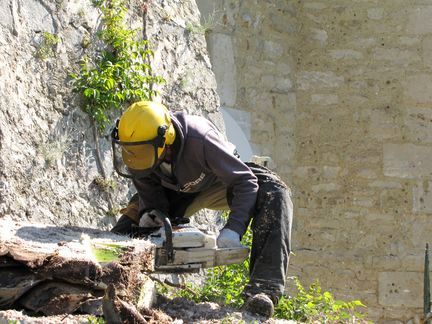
[198,0,432,321]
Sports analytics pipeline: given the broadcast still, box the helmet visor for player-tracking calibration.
[112,140,159,178]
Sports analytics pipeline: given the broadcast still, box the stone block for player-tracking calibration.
[399,36,421,46]
[384,143,432,178]
[322,166,341,179]
[311,94,339,105]
[422,36,432,68]
[357,169,377,179]
[407,6,432,34]
[378,272,422,307]
[263,40,284,60]
[404,74,432,103]
[328,49,363,60]
[368,181,403,189]
[402,254,423,272]
[379,188,410,213]
[298,71,344,90]
[261,75,293,93]
[304,2,327,10]
[349,37,377,49]
[372,256,402,271]
[367,8,384,20]
[404,107,432,143]
[413,180,432,213]
[373,48,420,66]
[310,28,328,46]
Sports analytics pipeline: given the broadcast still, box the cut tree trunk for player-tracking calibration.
[0,219,156,320]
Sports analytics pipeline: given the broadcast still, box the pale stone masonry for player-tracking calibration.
[197,0,432,322]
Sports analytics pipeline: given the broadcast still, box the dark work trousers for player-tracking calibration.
[111,162,293,302]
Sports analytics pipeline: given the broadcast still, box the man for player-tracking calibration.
[110,101,293,318]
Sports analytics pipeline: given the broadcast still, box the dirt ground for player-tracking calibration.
[0,295,296,323]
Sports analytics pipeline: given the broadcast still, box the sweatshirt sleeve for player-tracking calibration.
[132,175,170,216]
[203,129,258,236]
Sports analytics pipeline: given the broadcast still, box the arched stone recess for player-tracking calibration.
[220,107,253,162]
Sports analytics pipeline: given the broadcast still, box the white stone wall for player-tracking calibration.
[198,0,432,321]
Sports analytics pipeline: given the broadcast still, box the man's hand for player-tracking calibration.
[217,228,242,248]
[139,210,164,228]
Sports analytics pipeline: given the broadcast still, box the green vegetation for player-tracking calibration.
[158,218,366,321]
[35,31,61,59]
[186,11,219,35]
[91,242,127,262]
[274,278,366,321]
[71,0,164,132]
[87,315,106,324]
[172,226,252,307]
[94,175,117,192]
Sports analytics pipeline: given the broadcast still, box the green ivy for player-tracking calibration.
[71,0,164,131]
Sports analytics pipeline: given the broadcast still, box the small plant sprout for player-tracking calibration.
[35,32,61,59]
[93,176,116,193]
[38,135,71,166]
[186,10,220,35]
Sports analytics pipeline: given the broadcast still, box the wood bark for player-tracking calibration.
[0,219,156,320]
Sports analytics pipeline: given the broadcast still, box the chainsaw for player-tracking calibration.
[130,210,250,273]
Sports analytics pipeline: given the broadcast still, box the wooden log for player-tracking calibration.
[0,219,156,317]
[0,267,43,309]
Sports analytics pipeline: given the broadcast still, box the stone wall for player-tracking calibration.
[0,0,221,228]
[198,0,432,322]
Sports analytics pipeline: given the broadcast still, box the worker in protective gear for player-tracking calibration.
[111,101,293,318]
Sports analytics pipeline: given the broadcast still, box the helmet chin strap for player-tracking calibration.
[162,145,173,163]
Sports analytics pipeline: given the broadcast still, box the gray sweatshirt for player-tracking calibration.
[132,111,259,236]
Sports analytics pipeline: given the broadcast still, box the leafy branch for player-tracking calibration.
[71,0,164,132]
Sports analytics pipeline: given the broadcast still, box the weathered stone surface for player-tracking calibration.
[311,94,339,105]
[407,6,432,34]
[404,74,432,104]
[297,71,344,90]
[378,272,422,308]
[206,33,236,107]
[404,107,432,143]
[198,0,432,321]
[383,144,432,178]
[0,0,222,228]
[413,181,432,213]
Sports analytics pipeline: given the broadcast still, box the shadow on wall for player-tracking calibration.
[220,107,253,162]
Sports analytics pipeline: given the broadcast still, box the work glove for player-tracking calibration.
[139,210,164,228]
[217,228,242,248]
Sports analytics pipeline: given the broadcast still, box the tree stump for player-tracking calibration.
[0,219,156,321]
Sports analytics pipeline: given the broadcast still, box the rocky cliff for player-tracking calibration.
[0,0,222,229]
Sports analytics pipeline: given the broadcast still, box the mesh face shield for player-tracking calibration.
[111,124,167,179]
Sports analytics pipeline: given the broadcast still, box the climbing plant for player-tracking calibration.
[71,0,164,132]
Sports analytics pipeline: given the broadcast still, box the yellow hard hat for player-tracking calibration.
[118,101,175,144]
[111,101,176,177]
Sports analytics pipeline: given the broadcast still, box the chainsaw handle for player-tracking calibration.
[152,210,174,263]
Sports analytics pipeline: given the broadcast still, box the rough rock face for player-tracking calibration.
[0,0,222,228]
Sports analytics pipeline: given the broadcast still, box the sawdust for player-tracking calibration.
[0,309,99,323]
[1,293,294,323]
[155,295,293,323]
